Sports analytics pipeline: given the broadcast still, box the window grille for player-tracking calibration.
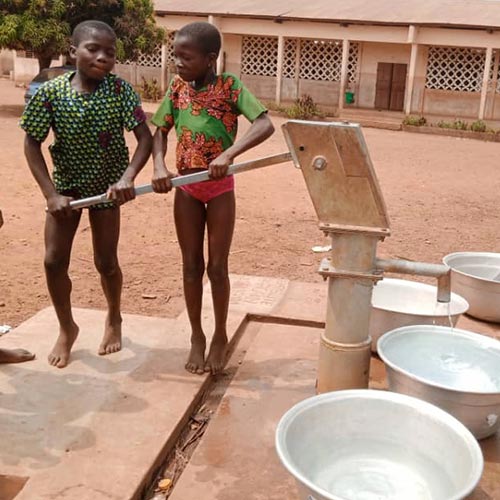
[241,35,278,76]
[347,43,359,83]
[425,46,485,93]
[299,39,342,81]
[119,46,162,67]
[165,31,176,67]
[283,39,298,79]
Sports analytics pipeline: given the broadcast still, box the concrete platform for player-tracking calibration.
[1,274,499,500]
[169,323,499,500]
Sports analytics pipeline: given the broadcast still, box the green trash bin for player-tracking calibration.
[345,90,355,104]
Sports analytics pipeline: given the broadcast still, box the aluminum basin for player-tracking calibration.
[378,325,500,439]
[275,390,483,500]
[369,278,469,352]
[443,252,500,323]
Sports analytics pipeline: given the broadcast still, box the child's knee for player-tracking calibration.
[44,253,70,274]
[183,261,205,283]
[207,262,228,283]
[94,256,120,276]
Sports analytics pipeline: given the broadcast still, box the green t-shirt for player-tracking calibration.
[151,73,266,172]
[20,72,146,199]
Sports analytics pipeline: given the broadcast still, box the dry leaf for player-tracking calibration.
[158,478,172,491]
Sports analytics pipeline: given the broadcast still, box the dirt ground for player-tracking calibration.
[1,78,499,329]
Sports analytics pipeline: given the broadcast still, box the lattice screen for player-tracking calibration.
[241,35,278,76]
[135,45,162,67]
[347,43,359,83]
[120,40,168,68]
[299,39,342,81]
[283,39,298,79]
[425,46,485,92]
[165,31,176,67]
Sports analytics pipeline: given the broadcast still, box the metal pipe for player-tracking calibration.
[375,257,451,303]
[317,232,381,392]
[67,152,292,210]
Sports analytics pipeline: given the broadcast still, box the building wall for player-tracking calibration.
[13,55,40,82]
[223,34,242,75]
[423,89,481,117]
[0,50,14,77]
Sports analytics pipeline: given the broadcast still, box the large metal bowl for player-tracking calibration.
[276,390,483,500]
[443,252,500,323]
[369,278,469,352]
[378,325,500,439]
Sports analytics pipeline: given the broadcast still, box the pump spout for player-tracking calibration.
[375,258,451,303]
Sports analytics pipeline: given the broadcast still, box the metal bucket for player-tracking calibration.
[378,325,500,439]
[369,278,469,352]
[443,252,500,323]
[275,390,483,500]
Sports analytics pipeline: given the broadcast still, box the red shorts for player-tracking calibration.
[179,175,234,204]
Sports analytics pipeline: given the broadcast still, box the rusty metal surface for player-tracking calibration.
[283,120,390,230]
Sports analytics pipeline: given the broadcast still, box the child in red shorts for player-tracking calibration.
[151,21,274,374]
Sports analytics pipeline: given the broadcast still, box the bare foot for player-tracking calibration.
[185,334,206,375]
[48,323,79,368]
[98,317,122,355]
[0,348,35,364]
[205,332,228,375]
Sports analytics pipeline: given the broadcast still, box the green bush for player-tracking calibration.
[436,120,452,129]
[285,94,322,120]
[436,119,469,130]
[140,77,162,102]
[470,120,487,133]
[452,119,468,130]
[403,115,427,126]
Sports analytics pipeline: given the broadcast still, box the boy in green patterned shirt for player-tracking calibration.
[151,22,274,375]
[21,20,152,368]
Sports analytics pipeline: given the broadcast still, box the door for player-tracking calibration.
[389,63,407,111]
[374,62,408,111]
[375,62,393,110]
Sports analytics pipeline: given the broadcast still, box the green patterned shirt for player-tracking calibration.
[151,73,266,172]
[20,72,146,199]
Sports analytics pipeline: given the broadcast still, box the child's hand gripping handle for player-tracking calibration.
[67,152,293,210]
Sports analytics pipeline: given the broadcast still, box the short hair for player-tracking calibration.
[72,20,116,46]
[176,22,221,55]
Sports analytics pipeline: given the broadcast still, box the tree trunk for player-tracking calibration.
[37,54,53,72]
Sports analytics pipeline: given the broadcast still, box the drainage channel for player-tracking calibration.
[141,315,324,500]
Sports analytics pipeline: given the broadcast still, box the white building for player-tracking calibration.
[154,0,500,120]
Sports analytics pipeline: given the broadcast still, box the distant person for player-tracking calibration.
[0,208,35,364]
[151,22,274,375]
[20,20,152,368]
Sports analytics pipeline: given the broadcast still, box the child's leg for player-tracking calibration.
[174,188,207,374]
[205,191,235,374]
[88,207,123,355]
[44,210,82,368]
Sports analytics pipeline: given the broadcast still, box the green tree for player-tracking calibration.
[0,0,164,71]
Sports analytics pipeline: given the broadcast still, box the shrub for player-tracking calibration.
[452,119,468,130]
[470,120,487,133]
[436,120,452,129]
[140,77,162,101]
[403,115,427,126]
[285,94,322,120]
[436,119,469,130]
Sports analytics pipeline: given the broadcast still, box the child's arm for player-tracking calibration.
[107,122,153,204]
[151,127,176,193]
[209,113,274,179]
[24,134,74,216]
